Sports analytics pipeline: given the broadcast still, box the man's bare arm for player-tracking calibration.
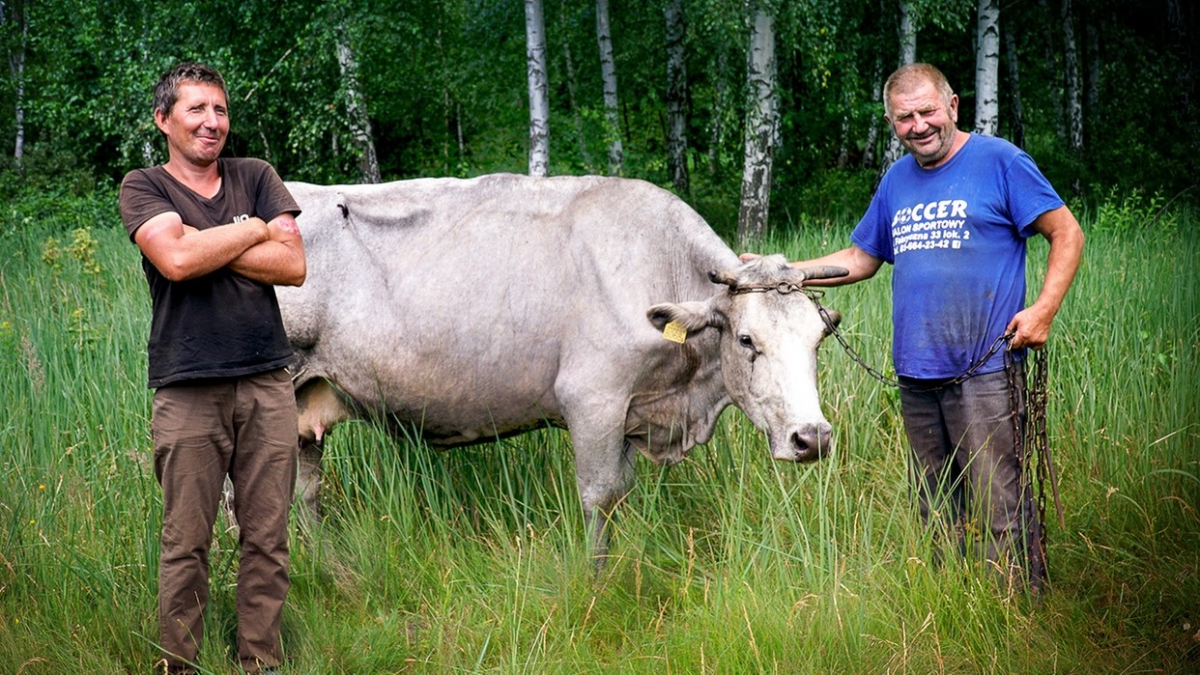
[741,245,883,287]
[134,212,268,282]
[790,245,884,286]
[1006,205,1085,349]
[223,213,307,286]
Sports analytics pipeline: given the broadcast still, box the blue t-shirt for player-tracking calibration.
[851,134,1064,379]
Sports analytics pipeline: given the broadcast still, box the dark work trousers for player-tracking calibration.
[898,364,1045,592]
[152,368,298,674]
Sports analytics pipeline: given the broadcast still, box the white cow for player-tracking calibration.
[277,173,845,558]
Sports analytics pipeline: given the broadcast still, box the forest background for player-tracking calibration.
[1,0,1198,673]
[1,0,1197,234]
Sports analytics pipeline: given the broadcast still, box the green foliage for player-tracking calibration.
[1089,185,1180,236]
[3,0,1195,232]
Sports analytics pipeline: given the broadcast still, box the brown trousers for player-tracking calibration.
[898,364,1045,592]
[152,368,298,673]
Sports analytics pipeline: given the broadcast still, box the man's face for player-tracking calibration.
[154,81,229,167]
[886,81,958,168]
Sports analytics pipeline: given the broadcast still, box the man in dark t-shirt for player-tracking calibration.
[118,62,306,675]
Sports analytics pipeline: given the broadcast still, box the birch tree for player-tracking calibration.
[973,0,1000,136]
[665,0,689,194]
[1085,9,1100,126]
[2,0,27,168]
[526,0,550,177]
[737,4,777,246]
[1166,0,1192,113]
[1035,0,1065,139]
[1061,0,1082,154]
[898,0,917,65]
[881,0,918,169]
[336,16,381,183]
[595,0,623,175]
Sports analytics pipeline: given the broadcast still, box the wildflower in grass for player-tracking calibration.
[40,236,62,272]
[69,227,103,276]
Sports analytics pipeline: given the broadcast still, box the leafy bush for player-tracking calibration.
[1090,185,1180,236]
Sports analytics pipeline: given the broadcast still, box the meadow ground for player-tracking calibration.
[1,194,1196,673]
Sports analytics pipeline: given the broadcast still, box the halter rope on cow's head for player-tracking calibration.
[647,255,848,462]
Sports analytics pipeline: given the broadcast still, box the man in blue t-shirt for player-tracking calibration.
[766,63,1084,592]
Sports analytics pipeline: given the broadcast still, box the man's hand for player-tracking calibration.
[1006,305,1054,350]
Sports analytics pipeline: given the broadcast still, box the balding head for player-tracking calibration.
[883,63,955,119]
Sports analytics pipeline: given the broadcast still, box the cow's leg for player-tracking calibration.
[562,404,637,569]
[296,437,323,528]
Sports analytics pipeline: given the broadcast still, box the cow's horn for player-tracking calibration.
[795,266,850,282]
[708,269,738,288]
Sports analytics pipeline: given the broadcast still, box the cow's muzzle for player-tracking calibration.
[773,422,833,462]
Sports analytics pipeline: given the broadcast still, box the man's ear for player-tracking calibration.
[646,300,724,333]
[153,108,170,135]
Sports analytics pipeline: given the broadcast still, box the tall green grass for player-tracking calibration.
[1,193,1196,673]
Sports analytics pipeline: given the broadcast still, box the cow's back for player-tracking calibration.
[279,174,737,445]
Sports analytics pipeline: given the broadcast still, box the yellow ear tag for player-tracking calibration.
[662,320,688,344]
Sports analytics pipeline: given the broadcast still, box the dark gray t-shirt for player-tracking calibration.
[119,158,301,388]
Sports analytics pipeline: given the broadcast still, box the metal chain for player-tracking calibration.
[1011,342,1064,529]
[807,290,1012,392]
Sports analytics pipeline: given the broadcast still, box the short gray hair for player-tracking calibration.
[153,62,227,117]
[883,63,954,118]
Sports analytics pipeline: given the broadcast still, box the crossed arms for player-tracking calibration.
[133,211,306,287]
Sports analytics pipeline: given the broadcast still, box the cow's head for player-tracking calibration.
[647,255,846,462]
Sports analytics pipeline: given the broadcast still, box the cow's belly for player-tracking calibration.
[381,386,565,447]
[322,343,567,447]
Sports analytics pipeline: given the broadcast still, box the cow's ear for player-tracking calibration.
[646,301,724,333]
[819,307,842,336]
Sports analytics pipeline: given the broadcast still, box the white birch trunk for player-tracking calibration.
[708,50,728,175]
[737,6,777,246]
[526,0,551,177]
[973,0,1000,136]
[665,0,689,194]
[4,0,27,167]
[837,108,851,169]
[882,0,917,171]
[1061,0,1082,153]
[1167,0,1193,112]
[898,0,917,66]
[336,21,381,184]
[595,0,623,175]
